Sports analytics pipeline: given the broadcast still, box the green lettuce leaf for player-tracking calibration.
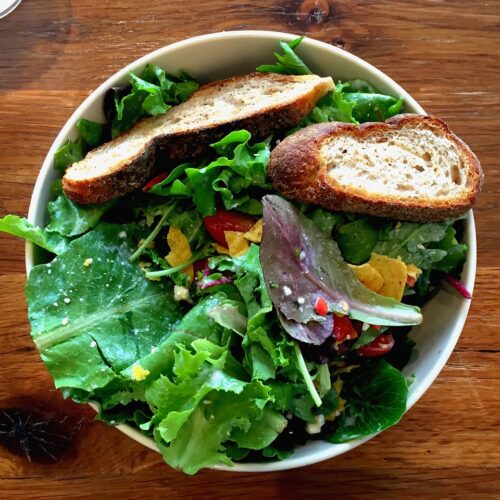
[112,64,199,137]
[150,130,271,216]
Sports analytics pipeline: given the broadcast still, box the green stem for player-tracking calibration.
[294,342,322,407]
[144,251,205,279]
[129,204,176,263]
[318,363,331,397]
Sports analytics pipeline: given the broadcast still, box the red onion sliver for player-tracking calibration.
[444,275,472,299]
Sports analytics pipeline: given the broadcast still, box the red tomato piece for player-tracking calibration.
[333,315,358,343]
[406,275,417,287]
[203,210,256,246]
[373,324,381,331]
[143,172,168,192]
[314,296,329,316]
[356,334,395,357]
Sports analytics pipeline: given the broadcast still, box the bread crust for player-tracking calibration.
[62,72,333,205]
[267,114,483,222]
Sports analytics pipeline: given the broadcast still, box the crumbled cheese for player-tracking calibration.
[299,250,306,261]
[61,317,69,326]
[118,231,127,239]
[90,340,97,348]
[339,300,350,313]
[131,364,150,381]
[64,297,71,304]
[83,258,93,267]
[53,302,58,307]
[283,286,292,296]
[361,322,370,331]
[306,414,325,435]
[150,346,157,354]
[297,297,305,305]
[174,285,192,303]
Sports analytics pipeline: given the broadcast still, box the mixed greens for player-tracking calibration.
[0,38,468,474]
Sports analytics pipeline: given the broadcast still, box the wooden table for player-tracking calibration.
[1,1,499,497]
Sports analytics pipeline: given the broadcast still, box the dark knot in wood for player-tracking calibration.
[295,0,331,25]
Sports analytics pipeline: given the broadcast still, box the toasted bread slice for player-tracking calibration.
[62,72,333,204]
[268,114,483,222]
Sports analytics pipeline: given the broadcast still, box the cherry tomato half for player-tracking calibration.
[333,315,358,343]
[356,333,395,357]
[203,210,256,247]
[314,296,329,316]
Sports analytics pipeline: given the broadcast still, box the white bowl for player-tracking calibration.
[25,30,476,472]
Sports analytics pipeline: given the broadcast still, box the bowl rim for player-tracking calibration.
[25,29,476,473]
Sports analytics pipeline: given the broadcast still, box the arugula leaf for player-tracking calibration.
[260,195,422,343]
[26,224,184,385]
[256,37,312,75]
[374,221,452,270]
[328,360,408,442]
[53,138,84,171]
[0,215,69,255]
[46,194,114,238]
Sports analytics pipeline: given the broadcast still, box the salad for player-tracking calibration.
[0,38,469,474]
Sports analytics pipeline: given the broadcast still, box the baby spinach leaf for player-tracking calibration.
[345,93,404,123]
[260,195,422,345]
[335,218,379,264]
[327,360,408,442]
[0,215,69,255]
[46,194,114,238]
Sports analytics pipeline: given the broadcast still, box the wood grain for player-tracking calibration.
[0,0,499,498]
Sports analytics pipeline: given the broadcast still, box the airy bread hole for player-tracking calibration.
[422,151,432,161]
[413,164,424,172]
[450,164,462,184]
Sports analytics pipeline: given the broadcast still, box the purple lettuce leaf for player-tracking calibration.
[260,195,422,345]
